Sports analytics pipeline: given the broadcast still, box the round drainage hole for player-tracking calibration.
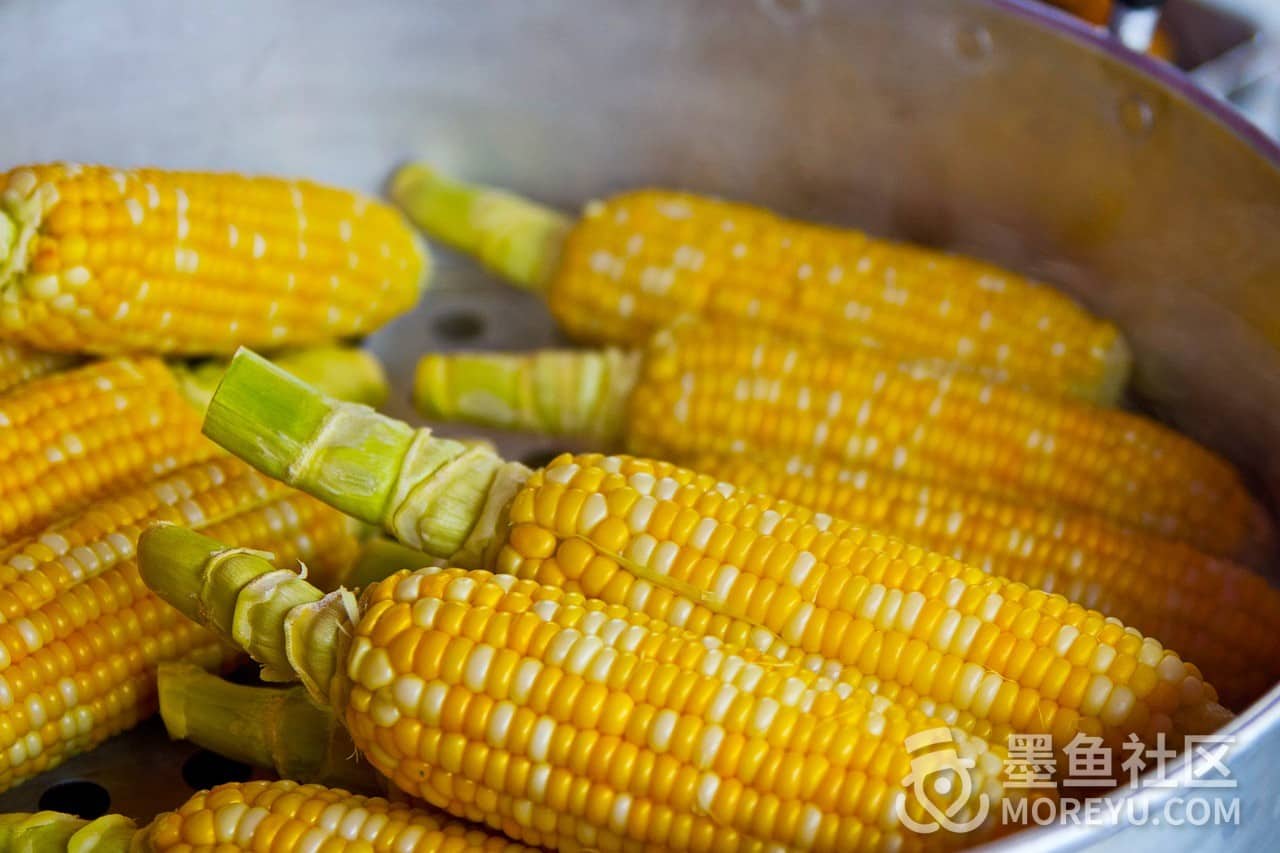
[38,780,111,819]
[432,311,486,342]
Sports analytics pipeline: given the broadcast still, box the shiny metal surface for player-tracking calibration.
[1,0,1279,847]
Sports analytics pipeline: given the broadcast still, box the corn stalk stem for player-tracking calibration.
[157,663,379,794]
[138,524,355,707]
[203,350,529,566]
[390,164,570,292]
[414,348,638,444]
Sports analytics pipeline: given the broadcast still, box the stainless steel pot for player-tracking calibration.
[2,0,1278,848]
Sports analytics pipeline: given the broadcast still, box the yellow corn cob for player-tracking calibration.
[393,166,1129,404]
[0,455,361,792]
[144,531,1035,852]
[0,343,75,395]
[412,323,1267,562]
[0,163,427,354]
[683,451,1280,710]
[0,346,385,546]
[0,780,534,853]
[0,358,215,543]
[198,351,1233,757]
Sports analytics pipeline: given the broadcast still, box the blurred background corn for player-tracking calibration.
[0,358,215,545]
[0,780,535,853]
[393,166,1129,404]
[0,455,361,792]
[199,351,1234,759]
[684,451,1280,709]
[0,343,74,396]
[0,163,427,354]
[0,346,385,546]
[143,531,1024,852]
[412,324,1267,563]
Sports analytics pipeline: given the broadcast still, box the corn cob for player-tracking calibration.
[0,163,427,354]
[0,455,361,792]
[412,324,1267,562]
[0,345,385,545]
[0,779,534,853]
[392,166,1129,404]
[0,343,75,395]
[144,529,1030,852]
[683,452,1280,710]
[201,351,1231,755]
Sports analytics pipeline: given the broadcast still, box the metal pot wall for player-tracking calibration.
[2,0,1278,848]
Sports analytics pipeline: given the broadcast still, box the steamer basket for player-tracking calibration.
[2,1,1278,849]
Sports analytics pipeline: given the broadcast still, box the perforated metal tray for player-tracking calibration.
[4,2,1280,849]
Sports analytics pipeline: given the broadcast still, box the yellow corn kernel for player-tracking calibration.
[0,163,426,354]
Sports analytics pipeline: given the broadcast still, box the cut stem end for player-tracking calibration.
[390,162,571,292]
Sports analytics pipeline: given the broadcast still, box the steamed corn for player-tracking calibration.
[685,451,1280,709]
[0,780,533,852]
[412,324,1267,562]
[143,528,1027,851]
[0,346,385,545]
[199,351,1231,754]
[0,455,361,791]
[0,163,427,354]
[392,166,1128,403]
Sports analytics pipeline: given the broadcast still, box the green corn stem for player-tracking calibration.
[172,344,389,412]
[204,350,531,566]
[157,663,380,794]
[390,164,570,292]
[348,538,438,589]
[414,348,639,445]
[0,812,140,853]
[138,524,356,706]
